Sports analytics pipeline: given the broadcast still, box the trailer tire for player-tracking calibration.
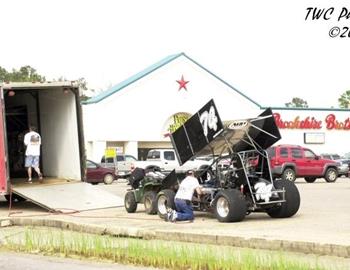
[267,179,300,218]
[214,189,247,222]
[103,173,114,185]
[324,168,337,183]
[144,191,157,215]
[156,189,176,219]
[124,191,137,213]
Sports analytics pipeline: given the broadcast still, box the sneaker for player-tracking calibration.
[170,210,177,222]
[27,178,32,184]
[39,174,43,183]
[165,208,172,222]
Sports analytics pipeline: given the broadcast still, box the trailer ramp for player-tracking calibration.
[11,181,123,212]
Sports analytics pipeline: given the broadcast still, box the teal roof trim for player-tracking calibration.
[181,53,262,108]
[83,53,183,104]
[83,52,262,107]
[261,106,350,112]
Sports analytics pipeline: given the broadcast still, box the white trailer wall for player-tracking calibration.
[40,89,81,180]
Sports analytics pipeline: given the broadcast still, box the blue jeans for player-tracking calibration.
[175,199,194,221]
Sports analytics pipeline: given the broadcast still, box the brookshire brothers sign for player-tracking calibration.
[273,113,350,130]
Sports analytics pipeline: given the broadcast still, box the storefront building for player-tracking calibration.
[83,53,350,162]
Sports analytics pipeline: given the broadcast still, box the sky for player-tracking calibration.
[1,0,350,108]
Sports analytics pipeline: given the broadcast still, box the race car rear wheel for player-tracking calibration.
[267,179,300,218]
[156,189,176,219]
[214,189,247,222]
[143,191,157,215]
[304,177,317,183]
[324,168,337,183]
[124,191,137,213]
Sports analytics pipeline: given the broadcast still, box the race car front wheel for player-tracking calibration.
[156,189,176,219]
[214,189,246,223]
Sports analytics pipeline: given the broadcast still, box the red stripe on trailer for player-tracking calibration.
[0,87,7,194]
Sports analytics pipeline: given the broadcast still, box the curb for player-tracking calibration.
[8,217,350,258]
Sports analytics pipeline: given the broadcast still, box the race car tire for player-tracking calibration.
[304,177,317,183]
[143,191,157,215]
[267,179,300,218]
[324,168,338,183]
[124,191,137,213]
[156,189,176,219]
[214,189,247,223]
[282,168,296,182]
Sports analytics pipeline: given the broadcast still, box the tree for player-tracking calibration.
[0,65,92,101]
[0,65,45,82]
[285,97,309,108]
[338,90,350,108]
[55,76,93,101]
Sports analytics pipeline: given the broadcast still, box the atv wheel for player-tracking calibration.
[103,173,114,185]
[214,189,247,222]
[124,191,137,213]
[304,177,317,183]
[156,189,176,219]
[143,191,157,215]
[282,168,296,182]
[267,179,300,218]
[324,168,337,183]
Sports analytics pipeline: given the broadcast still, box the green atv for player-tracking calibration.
[124,169,178,217]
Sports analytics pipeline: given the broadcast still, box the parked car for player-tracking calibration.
[133,149,212,173]
[86,159,117,185]
[267,145,339,183]
[320,154,350,177]
[100,154,137,178]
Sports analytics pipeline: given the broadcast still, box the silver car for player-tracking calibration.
[101,154,137,178]
[320,154,349,177]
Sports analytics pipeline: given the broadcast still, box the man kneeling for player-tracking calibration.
[167,170,202,222]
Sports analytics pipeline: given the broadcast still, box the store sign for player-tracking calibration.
[274,113,350,130]
[163,112,191,137]
[105,148,116,158]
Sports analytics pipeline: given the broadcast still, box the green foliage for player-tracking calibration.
[285,97,309,108]
[3,228,328,270]
[0,65,91,101]
[338,90,350,108]
[0,65,45,82]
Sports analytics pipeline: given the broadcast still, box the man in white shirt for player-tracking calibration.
[167,170,202,222]
[24,126,43,183]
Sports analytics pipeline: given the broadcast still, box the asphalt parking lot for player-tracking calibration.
[1,177,350,258]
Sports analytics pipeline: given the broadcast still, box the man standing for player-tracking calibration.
[24,126,43,183]
[167,170,202,222]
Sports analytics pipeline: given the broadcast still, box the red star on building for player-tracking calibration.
[176,75,189,91]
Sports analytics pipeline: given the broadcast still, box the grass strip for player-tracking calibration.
[2,227,327,270]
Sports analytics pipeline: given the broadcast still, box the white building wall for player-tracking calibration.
[83,54,350,160]
[83,56,261,153]
[125,141,138,158]
[273,109,350,156]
